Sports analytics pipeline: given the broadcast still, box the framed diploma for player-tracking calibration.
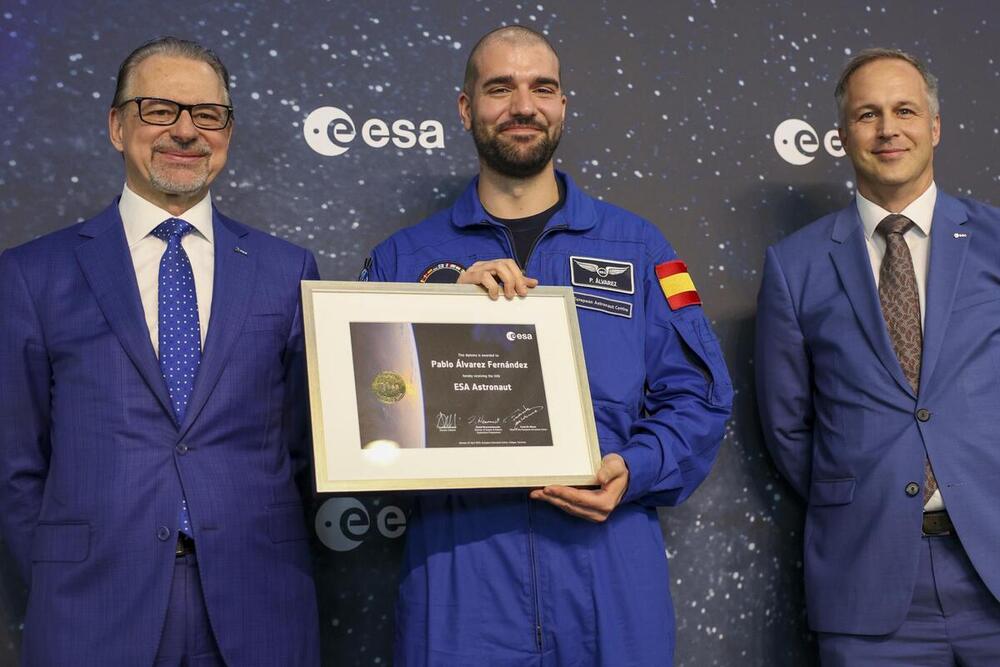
[302,281,602,492]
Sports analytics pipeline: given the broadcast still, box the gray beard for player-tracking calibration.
[149,165,210,195]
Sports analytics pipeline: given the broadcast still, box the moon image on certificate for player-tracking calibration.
[350,322,552,448]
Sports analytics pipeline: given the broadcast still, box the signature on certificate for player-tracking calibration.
[467,415,501,426]
[435,412,457,431]
[503,405,545,427]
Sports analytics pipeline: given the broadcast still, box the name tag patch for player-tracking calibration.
[574,292,633,318]
[570,256,634,294]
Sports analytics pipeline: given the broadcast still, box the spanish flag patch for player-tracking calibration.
[655,260,701,310]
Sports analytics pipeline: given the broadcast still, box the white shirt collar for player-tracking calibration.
[118,184,215,249]
[856,182,937,241]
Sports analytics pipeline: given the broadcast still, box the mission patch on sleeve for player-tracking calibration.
[419,261,466,283]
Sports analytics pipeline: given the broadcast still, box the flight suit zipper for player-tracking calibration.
[478,218,570,653]
[522,224,567,272]
[526,497,543,652]
[481,219,568,272]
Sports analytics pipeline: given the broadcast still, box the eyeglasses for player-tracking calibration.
[118,96,233,130]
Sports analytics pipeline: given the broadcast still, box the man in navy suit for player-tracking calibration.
[756,48,1000,665]
[0,37,320,665]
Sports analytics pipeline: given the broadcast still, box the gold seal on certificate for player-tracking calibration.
[371,371,406,403]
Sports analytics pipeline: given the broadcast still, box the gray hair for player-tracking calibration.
[834,48,938,124]
[111,36,231,108]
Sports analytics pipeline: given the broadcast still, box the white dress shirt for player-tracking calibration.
[118,184,214,356]
[855,182,943,511]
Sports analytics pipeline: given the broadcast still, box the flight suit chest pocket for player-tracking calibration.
[31,521,91,562]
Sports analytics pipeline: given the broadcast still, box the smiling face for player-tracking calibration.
[459,38,566,179]
[109,54,232,214]
[838,57,940,211]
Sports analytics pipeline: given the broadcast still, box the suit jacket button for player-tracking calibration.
[157,526,171,541]
[915,408,931,422]
[905,482,920,497]
[176,442,189,455]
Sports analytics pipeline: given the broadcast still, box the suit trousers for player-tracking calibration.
[818,533,1000,666]
[154,551,225,666]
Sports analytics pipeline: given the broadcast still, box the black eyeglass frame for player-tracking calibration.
[117,96,234,130]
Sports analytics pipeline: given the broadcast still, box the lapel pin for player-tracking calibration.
[953,233,967,239]
[235,246,249,255]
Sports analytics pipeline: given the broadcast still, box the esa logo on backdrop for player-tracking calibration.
[773,118,846,165]
[315,497,407,552]
[304,106,445,156]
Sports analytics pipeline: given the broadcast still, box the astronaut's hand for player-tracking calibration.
[529,454,629,522]
[457,259,538,300]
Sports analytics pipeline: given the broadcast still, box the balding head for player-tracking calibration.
[463,26,561,96]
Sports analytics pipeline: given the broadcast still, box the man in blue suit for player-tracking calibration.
[756,48,1000,665]
[0,37,320,665]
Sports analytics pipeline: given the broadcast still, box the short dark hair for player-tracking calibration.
[834,48,939,124]
[462,25,561,95]
[111,36,231,108]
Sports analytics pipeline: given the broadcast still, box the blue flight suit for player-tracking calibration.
[366,172,732,666]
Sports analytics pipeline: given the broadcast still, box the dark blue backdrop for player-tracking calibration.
[2,1,997,664]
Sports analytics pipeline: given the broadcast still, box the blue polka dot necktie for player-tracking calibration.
[152,218,200,536]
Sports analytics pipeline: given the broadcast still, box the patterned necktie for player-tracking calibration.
[152,218,201,535]
[876,213,938,503]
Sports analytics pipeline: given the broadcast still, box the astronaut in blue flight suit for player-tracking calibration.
[363,26,732,666]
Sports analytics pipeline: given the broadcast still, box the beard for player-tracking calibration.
[148,138,212,195]
[472,115,562,179]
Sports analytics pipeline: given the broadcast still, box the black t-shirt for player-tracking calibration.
[488,179,566,269]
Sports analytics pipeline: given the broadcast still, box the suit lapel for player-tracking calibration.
[829,205,916,397]
[74,203,175,418]
[178,209,256,438]
[919,193,970,394]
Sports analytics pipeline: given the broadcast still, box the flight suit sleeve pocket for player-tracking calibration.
[669,315,733,407]
[267,502,309,543]
[809,478,856,506]
[31,522,91,562]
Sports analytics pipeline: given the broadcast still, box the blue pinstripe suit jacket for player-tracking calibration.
[0,201,320,666]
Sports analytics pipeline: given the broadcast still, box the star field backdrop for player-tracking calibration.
[1,1,998,664]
